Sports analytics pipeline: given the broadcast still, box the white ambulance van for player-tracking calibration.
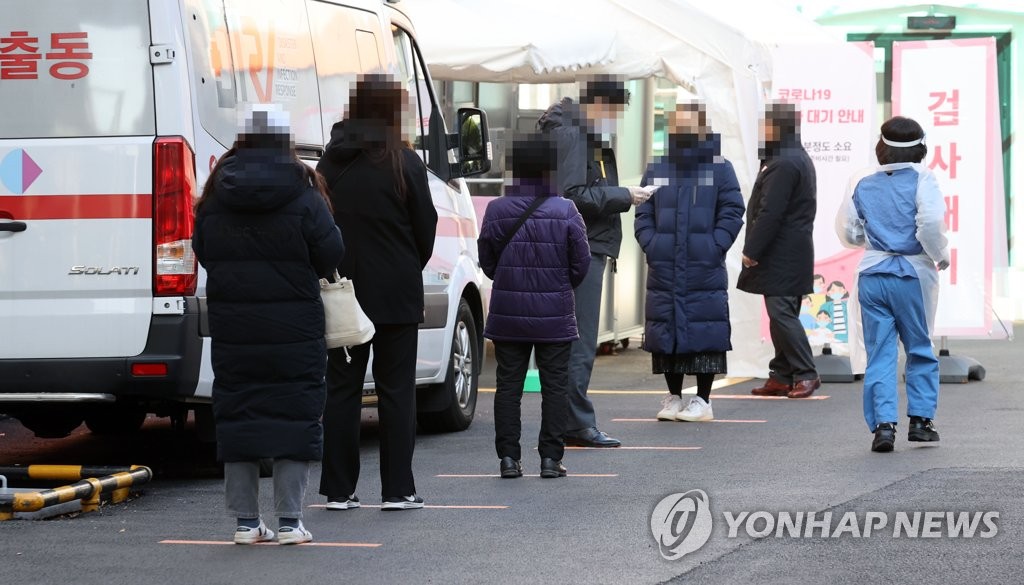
[0,0,491,438]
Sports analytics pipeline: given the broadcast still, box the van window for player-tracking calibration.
[307,1,385,140]
[392,26,436,163]
[186,0,322,148]
[0,0,155,139]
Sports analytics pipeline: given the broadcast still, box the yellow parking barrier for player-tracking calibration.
[0,465,152,520]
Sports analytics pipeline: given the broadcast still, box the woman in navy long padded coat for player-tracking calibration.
[636,102,745,423]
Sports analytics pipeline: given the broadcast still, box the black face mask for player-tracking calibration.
[668,132,701,153]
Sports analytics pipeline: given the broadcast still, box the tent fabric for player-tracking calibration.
[402,0,842,377]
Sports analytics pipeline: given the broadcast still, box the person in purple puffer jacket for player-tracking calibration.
[478,132,591,480]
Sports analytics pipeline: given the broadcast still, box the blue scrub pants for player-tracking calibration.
[858,273,940,432]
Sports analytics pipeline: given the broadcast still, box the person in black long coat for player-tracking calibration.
[736,102,821,399]
[192,105,344,545]
[636,102,745,422]
[316,74,437,511]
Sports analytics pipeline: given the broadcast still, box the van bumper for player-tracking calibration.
[0,297,203,402]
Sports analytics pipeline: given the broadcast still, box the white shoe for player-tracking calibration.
[277,522,313,545]
[676,396,714,422]
[233,519,274,545]
[657,395,685,421]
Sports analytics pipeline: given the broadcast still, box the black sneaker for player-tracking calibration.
[540,458,567,478]
[325,494,360,510]
[908,416,940,442]
[871,422,896,452]
[499,457,523,478]
[381,495,424,510]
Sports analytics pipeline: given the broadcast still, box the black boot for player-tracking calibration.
[499,456,523,478]
[908,416,940,442]
[871,422,896,452]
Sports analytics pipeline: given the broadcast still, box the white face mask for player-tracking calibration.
[592,116,618,136]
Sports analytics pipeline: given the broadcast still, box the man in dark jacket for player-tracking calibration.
[537,76,650,447]
[479,132,590,478]
[737,102,821,398]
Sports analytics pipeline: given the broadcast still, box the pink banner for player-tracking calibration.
[767,42,876,354]
[893,38,997,336]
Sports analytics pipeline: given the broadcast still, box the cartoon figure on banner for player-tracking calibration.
[799,295,816,330]
[801,273,851,350]
[809,273,827,312]
[809,310,834,345]
[821,280,850,343]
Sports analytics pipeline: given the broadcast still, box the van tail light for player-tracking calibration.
[153,136,198,297]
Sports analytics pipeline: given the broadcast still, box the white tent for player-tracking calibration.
[405,0,840,181]
[404,0,843,377]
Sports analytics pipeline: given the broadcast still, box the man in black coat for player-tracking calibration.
[537,76,651,447]
[737,103,821,399]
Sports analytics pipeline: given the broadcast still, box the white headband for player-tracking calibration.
[881,134,925,147]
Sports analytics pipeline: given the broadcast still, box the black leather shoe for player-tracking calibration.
[499,456,523,478]
[908,416,940,442]
[564,427,621,448]
[540,458,567,478]
[871,423,896,452]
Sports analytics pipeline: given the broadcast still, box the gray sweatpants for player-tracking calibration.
[224,459,309,520]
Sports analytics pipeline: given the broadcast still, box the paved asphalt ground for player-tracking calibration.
[1,326,1021,585]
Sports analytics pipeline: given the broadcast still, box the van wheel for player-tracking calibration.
[17,411,84,439]
[85,406,147,436]
[417,299,478,433]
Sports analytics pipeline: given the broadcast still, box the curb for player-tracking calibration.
[0,465,153,521]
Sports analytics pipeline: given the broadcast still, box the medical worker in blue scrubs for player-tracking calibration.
[836,116,950,453]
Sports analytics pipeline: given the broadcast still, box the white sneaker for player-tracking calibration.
[657,395,685,421]
[325,494,360,510]
[233,519,274,545]
[277,522,313,545]
[676,396,714,422]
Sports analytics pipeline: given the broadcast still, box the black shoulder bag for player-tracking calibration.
[494,197,546,260]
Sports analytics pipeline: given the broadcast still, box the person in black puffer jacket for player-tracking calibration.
[636,102,745,423]
[193,105,344,545]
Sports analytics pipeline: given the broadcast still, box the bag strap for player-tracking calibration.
[494,197,546,260]
[327,153,362,195]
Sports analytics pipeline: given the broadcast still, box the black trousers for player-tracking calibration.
[764,296,817,384]
[493,341,571,462]
[320,324,418,500]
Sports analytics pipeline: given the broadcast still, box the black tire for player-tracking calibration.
[619,338,630,349]
[17,410,84,439]
[417,299,479,433]
[85,405,147,436]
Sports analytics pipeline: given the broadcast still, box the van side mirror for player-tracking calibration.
[454,107,491,177]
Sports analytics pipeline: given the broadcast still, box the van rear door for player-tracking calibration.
[0,1,158,359]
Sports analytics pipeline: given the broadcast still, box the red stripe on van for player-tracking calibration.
[0,194,153,220]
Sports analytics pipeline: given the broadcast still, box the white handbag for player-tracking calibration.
[320,271,375,351]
